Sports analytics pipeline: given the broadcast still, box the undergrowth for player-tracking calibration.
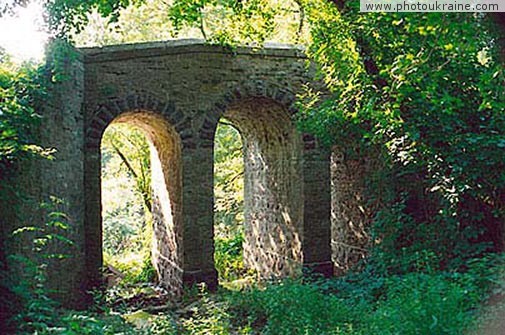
[4,253,505,334]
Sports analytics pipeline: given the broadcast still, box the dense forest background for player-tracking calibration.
[1,0,505,334]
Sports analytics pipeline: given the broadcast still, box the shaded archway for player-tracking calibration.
[218,97,304,278]
[101,123,152,282]
[86,108,183,295]
[114,112,182,292]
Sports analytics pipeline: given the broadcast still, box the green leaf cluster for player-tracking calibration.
[298,1,505,272]
[0,59,48,177]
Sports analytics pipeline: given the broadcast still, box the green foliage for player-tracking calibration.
[215,233,246,282]
[213,123,248,282]
[231,279,362,335]
[214,123,243,238]
[4,198,74,333]
[368,274,478,334]
[298,1,505,273]
[183,295,237,335]
[0,59,49,176]
[74,2,177,47]
[106,252,157,285]
[6,265,503,334]
[136,254,157,283]
[1,194,147,334]
[0,58,61,333]
[213,266,494,335]
[41,312,138,334]
[44,0,308,47]
[45,0,143,37]
[144,314,180,335]
[101,123,154,282]
[228,256,505,335]
[168,0,278,44]
[102,124,151,213]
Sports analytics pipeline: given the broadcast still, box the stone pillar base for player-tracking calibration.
[303,261,334,278]
[182,268,218,291]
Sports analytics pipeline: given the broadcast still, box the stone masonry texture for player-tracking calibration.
[1,40,360,307]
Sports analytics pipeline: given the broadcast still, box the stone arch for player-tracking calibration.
[225,97,303,277]
[15,43,337,307]
[83,92,185,295]
[200,81,332,279]
[197,81,299,148]
[85,91,191,150]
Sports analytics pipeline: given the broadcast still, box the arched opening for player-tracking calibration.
[100,111,183,294]
[215,97,304,281]
[101,123,153,284]
[213,121,246,284]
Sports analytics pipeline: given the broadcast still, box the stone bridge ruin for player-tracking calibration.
[2,40,368,307]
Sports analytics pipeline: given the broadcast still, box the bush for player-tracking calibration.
[225,259,504,335]
[0,59,49,173]
[214,233,247,282]
[366,272,481,334]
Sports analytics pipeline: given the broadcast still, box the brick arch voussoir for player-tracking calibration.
[197,81,299,148]
[85,92,190,149]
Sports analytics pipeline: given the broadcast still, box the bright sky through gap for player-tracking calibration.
[0,1,48,62]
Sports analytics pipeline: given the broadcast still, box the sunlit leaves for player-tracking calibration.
[45,0,143,37]
[169,0,280,44]
[0,60,47,174]
[214,122,244,239]
[44,0,308,47]
[101,123,152,257]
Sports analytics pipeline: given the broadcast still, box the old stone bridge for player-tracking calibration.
[2,40,369,307]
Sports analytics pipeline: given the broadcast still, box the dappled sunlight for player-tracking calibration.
[220,98,304,279]
[149,144,174,232]
[107,112,183,294]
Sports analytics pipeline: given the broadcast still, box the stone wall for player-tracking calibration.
[330,146,382,275]
[81,40,332,297]
[302,139,332,275]
[224,98,303,277]
[2,40,336,306]
[25,49,87,306]
[331,147,368,274]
